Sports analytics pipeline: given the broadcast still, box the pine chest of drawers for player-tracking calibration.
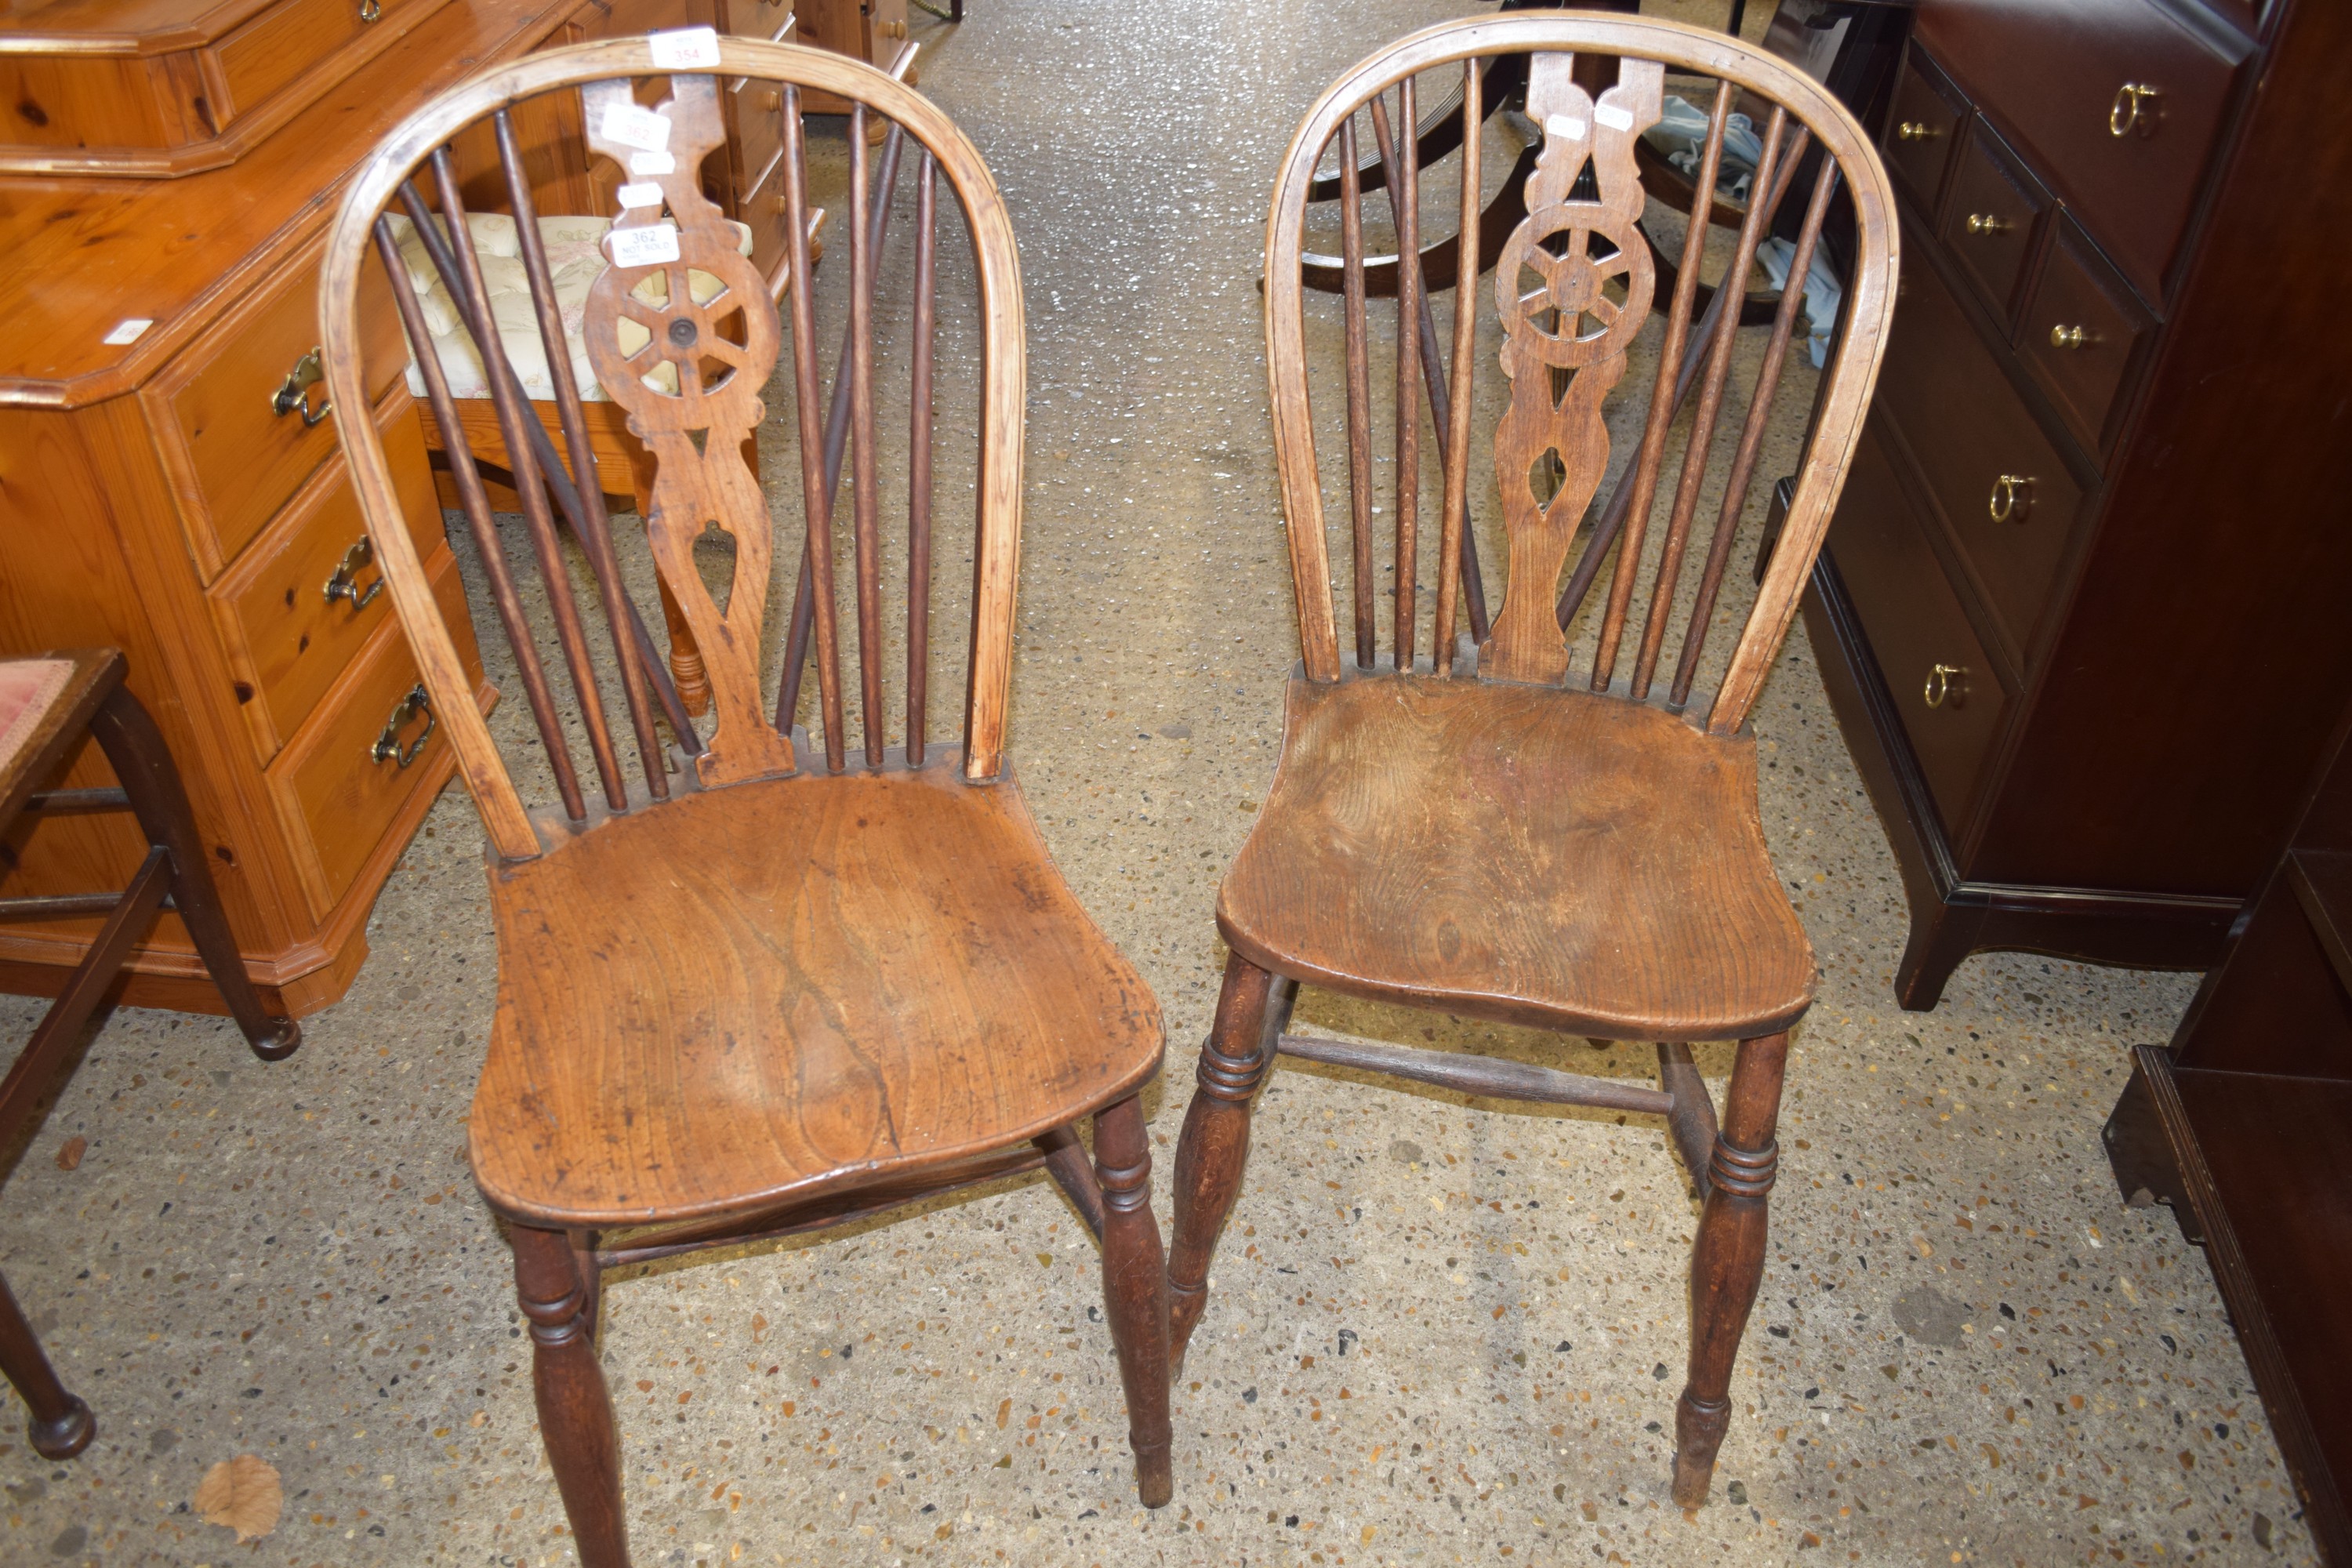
[1806,0,2352,1006]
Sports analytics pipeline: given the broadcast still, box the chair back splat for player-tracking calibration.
[318,38,1025,862]
[1265,15,1897,731]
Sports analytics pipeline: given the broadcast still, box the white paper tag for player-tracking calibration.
[616,181,666,210]
[647,25,721,69]
[102,318,154,346]
[600,102,673,153]
[628,149,676,176]
[607,223,681,267]
[1593,103,1635,132]
[1545,114,1587,141]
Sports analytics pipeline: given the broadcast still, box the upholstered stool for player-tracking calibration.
[0,650,299,1458]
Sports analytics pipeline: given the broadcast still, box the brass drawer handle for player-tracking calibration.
[2109,83,2159,138]
[270,347,332,426]
[1923,663,1967,710]
[324,535,383,611]
[358,0,381,17]
[372,683,434,768]
[1894,121,1940,143]
[1964,212,2011,237]
[1987,474,2033,523]
[2049,323,2096,350]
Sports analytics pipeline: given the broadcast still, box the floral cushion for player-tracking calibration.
[386,212,755,403]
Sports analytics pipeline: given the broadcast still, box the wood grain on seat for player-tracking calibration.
[1218,674,1814,1042]
[470,758,1163,1229]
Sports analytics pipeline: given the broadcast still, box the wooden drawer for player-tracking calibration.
[211,398,444,764]
[1939,121,2047,323]
[739,139,790,289]
[1882,48,1965,216]
[1828,416,2009,833]
[729,72,784,200]
[728,0,795,41]
[218,0,426,122]
[154,243,407,579]
[1880,254,2084,665]
[2020,216,2153,455]
[268,543,474,920]
[1915,0,2247,301]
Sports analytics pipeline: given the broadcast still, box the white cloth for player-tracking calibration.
[387,212,754,401]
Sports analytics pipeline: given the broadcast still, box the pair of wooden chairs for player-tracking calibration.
[0,651,301,1457]
[318,16,1893,1559]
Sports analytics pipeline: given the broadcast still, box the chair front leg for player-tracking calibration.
[1093,1094,1173,1507]
[513,1225,629,1566]
[0,1270,93,1460]
[1671,1030,1788,1508]
[1165,953,1288,1367]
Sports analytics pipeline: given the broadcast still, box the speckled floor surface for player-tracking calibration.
[0,2,2321,1565]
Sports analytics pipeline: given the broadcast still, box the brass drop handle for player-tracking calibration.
[1987,474,2033,523]
[270,347,332,426]
[1965,212,2011,237]
[371,683,434,768]
[358,0,381,19]
[323,535,383,611]
[2109,83,2159,138]
[1894,121,1940,143]
[2049,323,2095,350]
[1923,663,1967,710]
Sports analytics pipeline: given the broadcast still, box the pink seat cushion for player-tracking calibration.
[0,658,74,780]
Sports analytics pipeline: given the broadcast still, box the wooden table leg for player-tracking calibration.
[0,1270,93,1460]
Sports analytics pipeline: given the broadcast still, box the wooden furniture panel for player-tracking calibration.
[1937,120,2044,321]
[1914,0,2250,301]
[1877,250,2084,664]
[1810,0,2349,1010]
[1828,418,2007,830]
[210,396,444,762]
[218,0,419,116]
[154,241,406,579]
[1881,49,1963,211]
[2018,216,2152,454]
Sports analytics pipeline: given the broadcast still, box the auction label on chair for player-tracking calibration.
[600,102,673,154]
[616,182,666,210]
[608,223,681,267]
[648,26,721,69]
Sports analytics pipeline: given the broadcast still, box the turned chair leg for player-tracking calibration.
[1165,953,1290,1367]
[513,1226,629,1566]
[0,1269,93,1460]
[1092,1094,1173,1508]
[1671,1030,1788,1508]
[655,574,711,717]
[86,684,299,1062]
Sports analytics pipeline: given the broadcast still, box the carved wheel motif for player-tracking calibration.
[1496,205,1654,371]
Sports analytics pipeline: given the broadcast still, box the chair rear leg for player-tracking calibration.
[0,1269,93,1460]
[1671,1029,1788,1508]
[1092,1094,1173,1508]
[86,685,299,1062]
[1166,953,1288,1367]
[513,1225,629,1566]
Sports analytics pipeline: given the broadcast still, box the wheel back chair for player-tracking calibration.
[318,36,1172,1561]
[1165,14,1896,1508]
[0,651,300,1458]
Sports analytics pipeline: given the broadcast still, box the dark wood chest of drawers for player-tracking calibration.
[1806,0,2352,1007]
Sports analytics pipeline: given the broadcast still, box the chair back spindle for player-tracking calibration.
[1263,16,1897,735]
[319,38,1029,862]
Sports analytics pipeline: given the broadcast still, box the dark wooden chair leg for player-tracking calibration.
[513,1225,629,1567]
[1093,1094,1173,1508]
[85,684,300,1062]
[1165,953,1287,1367]
[0,1268,93,1460]
[1671,1029,1788,1508]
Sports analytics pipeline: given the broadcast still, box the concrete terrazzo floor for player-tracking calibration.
[0,1,2319,1564]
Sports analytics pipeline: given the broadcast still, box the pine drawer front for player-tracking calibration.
[1879,254,2084,665]
[268,543,474,920]
[1916,0,2248,302]
[2022,216,2155,455]
[1829,417,2010,835]
[212,397,443,763]
[739,140,790,288]
[153,245,406,579]
[216,0,426,125]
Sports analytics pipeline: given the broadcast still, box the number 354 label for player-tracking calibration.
[607,223,681,268]
[647,26,721,69]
